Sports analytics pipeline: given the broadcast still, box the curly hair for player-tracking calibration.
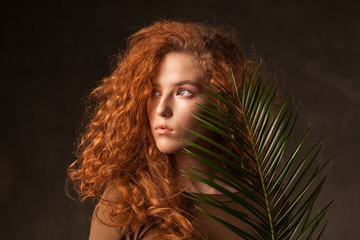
[67,20,264,240]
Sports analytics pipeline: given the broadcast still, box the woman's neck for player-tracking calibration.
[174,149,237,194]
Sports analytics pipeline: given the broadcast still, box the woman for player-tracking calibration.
[68,20,264,240]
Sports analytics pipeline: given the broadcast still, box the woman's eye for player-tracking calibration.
[151,89,160,97]
[178,89,193,97]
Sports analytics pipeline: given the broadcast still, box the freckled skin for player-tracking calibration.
[147,52,211,154]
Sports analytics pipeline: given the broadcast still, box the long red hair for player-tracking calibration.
[68,20,263,239]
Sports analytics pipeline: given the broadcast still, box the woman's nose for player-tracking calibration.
[156,97,173,118]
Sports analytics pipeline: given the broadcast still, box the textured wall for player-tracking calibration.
[2,0,359,239]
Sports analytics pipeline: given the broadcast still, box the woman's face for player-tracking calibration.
[147,52,211,154]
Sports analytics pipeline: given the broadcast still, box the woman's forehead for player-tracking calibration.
[152,52,205,85]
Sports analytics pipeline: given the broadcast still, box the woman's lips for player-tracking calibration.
[155,128,172,134]
[155,124,173,135]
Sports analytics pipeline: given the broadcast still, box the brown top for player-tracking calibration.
[89,192,258,240]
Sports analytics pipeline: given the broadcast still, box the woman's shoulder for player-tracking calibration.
[90,201,159,240]
[89,184,161,240]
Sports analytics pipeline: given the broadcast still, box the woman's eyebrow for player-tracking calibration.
[174,80,201,87]
[152,80,202,88]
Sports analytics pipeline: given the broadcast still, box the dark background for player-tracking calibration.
[2,0,359,239]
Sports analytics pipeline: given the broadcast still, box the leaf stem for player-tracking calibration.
[250,130,275,240]
[239,73,275,240]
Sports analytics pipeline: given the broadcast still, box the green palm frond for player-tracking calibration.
[182,70,332,239]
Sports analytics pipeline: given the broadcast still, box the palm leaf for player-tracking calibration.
[182,70,331,239]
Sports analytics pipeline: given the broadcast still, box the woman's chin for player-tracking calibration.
[156,144,183,155]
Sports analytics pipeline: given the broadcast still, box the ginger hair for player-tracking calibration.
[67,20,263,239]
